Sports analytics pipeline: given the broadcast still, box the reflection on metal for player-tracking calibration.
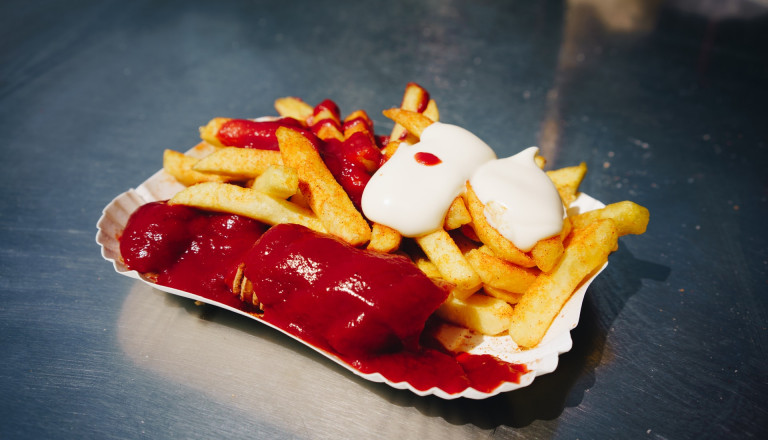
[539,0,662,164]
[116,282,480,437]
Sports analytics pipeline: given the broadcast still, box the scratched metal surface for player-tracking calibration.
[1,0,767,438]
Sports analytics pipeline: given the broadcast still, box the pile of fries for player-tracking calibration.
[160,83,649,349]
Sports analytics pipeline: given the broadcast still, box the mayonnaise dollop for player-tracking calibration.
[361,122,496,237]
[469,147,564,251]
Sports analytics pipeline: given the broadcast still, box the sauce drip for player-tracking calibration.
[414,152,442,166]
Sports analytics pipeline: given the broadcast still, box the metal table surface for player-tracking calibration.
[2,0,766,438]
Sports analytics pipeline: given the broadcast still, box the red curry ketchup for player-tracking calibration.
[120,201,266,309]
[216,118,306,150]
[120,206,528,394]
[242,223,448,357]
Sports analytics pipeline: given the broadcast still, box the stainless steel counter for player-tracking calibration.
[2,0,766,438]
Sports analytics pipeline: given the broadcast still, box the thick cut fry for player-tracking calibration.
[314,120,344,142]
[276,127,371,246]
[382,108,433,139]
[163,149,231,186]
[437,293,514,336]
[465,184,535,267]
[312,105,344,141]
[415,229,482,295]
[444,196,472,230]
[376,84,437,247]
[529,235,564,273]
[169,182,326,233]
[274,97,313,122]
[465,248,540,294]
[547,162,587,207]
[414,257,441,279]
[249,165,299,199]
[509,219,619,348]
[569,201,649,236]
[423,99,439,122]
[382,139,402,160]
[367,223,402,253]
[482,286,524,305]
[192,147,283,179]
[199,117,231,148]
[389,82,431,142]
[343,110,375,138]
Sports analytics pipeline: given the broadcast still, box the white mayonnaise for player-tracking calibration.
[469,147,564,251]
[361,122,496,237]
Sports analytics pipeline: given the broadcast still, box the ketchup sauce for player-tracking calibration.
[241,223,448,356]
[414,151,442,166]
[240,224,526,394]
[119,201,266,309]
[216,118,306,150]
[120,203,527,395]
[308,99,383,209]
[318,134,381,209]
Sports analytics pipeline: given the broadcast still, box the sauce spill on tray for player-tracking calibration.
[120,202,527,394]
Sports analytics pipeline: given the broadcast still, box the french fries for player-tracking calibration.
[444,197,472,230]
[163,148,232,186]
[382,108,433,139]
[369,83,437,252]
[199,117,230,148]
[437,293,514,336]
[276,127,371,246]
[193,147,283,179]
[249,165,299,200]
[368,223,402,253]
[151,83,649,350]
[547,162,587,208]
[415,229,482,297]
[465,248,539,294]
[509,219,619,347]
[569,201,649,236]
[274,97,314,121]
[169,181,326,233]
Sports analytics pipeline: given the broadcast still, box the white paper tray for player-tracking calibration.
[96,143,606,399]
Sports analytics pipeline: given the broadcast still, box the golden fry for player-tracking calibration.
[249,165,299,199]
[169,182,326,233]
[482,285,524,305]
[569,201,650,236]
[163,149,231,187]
[437,293,514,336]
[389,82,431,143]
[367,223,402,253]
[547,162,587,208]
[444,196,472,230]
[274,97,313,122]
[193,147,283,179]
[199,117,230,148]
[382,108,433,139]
[276,127,371,246]
[465,248,539,294]
[415,229,482,295]
[423,99,439,122]
[529,235,564,273]
[508,219,619,348]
